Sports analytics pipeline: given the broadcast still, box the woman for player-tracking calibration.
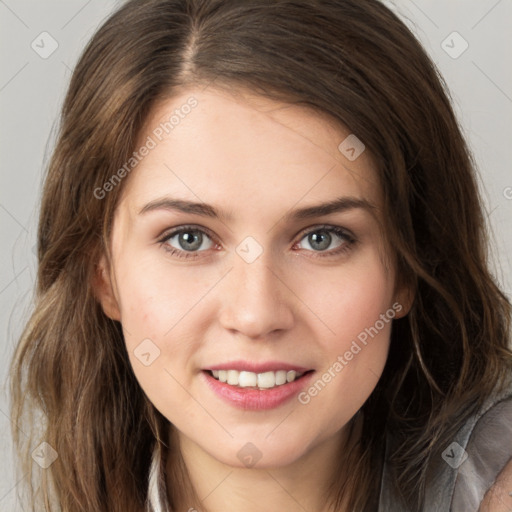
[10,0,512,511]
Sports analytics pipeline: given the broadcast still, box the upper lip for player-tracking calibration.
[205,360,313,373]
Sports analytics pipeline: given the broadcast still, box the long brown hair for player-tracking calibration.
[10,0,512,510]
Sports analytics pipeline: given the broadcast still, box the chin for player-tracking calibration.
[208,436,308,470]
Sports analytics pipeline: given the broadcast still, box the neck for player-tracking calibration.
[165,415,362,512]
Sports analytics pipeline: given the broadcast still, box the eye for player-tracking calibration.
[294,225,356,257]
[158,224,356,260]
[158,225,217,259]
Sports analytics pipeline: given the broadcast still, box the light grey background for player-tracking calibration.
[1,0,511,509]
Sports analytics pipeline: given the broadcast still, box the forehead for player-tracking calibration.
[117,86,381,221]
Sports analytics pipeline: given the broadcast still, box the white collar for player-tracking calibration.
[147,444,170,512]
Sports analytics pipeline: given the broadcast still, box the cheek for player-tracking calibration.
[115,253,205,345]
[296,254,394,351]
[294,255,394,415]
[115,268,204,420]
[114,259,206,399]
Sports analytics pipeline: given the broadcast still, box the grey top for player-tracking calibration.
[378,375,512,511]
[147,376,512,511]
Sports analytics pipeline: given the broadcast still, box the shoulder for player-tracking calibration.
[478,456,512,512]
[450,375,512,512]
[379,373,512,511]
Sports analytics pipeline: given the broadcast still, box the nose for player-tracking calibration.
[218,248,295,340]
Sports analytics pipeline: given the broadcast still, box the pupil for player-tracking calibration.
[310,231,331,251]
[180,231,201,250]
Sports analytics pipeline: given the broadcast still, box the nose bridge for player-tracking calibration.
[218,238,294,338]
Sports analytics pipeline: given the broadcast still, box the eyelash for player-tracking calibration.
[157,224,357,260]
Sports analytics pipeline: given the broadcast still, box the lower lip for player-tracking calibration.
[202,370,314,411]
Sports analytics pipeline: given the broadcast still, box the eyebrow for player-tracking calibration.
[138,196,375,222]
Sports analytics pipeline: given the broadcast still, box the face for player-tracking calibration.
[96,85,409,469]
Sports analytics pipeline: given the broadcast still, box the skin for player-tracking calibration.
[479,458,512,511]
[94,85,412,512]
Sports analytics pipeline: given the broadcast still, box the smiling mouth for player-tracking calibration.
[206,369,314,390]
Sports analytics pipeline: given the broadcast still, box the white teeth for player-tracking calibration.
[227,370,238,385]
[209,369,305,389]
[275,370,287,385]
[239,371,257,387]
[257,371,275,388]
[286,370,297,383]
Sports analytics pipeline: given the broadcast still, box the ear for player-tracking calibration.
[392,281,415,319]
[91,254,121,321]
